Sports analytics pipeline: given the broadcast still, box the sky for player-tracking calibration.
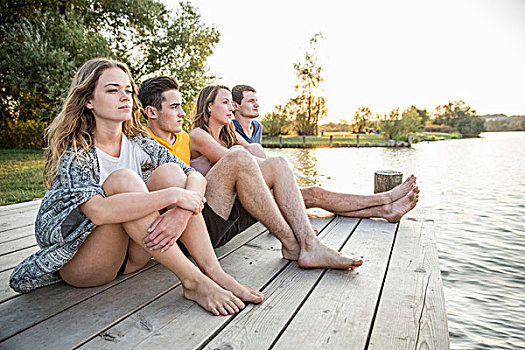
[166,0,525,122]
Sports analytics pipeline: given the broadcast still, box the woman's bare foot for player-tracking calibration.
[182,274,245,316]
[297,238,363,270]
[385,188,419,223]
[386,175,417,203]
[206,269,265,304]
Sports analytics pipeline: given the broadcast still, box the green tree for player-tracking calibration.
[353,106,372,133]
[434,100,484,137]
[400,106,424,134]
[260,105,291,136]
[289,33,327,135]
[0,1,219,147]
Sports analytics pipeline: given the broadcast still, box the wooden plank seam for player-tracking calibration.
[414,218,432,349]
[364,220,401,349]
[266,217,362,350]
[1,262,160,343]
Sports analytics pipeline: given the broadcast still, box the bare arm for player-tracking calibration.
[80,187,205,226]
[190,128,267,163]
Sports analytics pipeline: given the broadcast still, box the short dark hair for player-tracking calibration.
[138,76,179,117]
[232,85,256,105]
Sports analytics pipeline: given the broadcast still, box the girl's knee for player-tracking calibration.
[103,169,147,195]
[148,163,186,189]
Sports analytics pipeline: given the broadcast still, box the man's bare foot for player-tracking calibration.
[297,238,363,270]
[385,188,419,223]
[386,175,417,203]
[182,274,245,316]
[206,269,265,304]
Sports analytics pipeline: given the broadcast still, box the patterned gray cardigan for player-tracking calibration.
[9,135,194,293]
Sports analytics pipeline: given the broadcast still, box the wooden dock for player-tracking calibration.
[0,200,449,349]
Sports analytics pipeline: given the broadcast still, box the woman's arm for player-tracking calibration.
[79,187,205,226]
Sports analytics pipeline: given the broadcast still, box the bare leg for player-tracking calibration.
[337,188,419,222]
[258,156,363,269]
[147,162,264,304]
[205,148,300,259]
[301,175,417,213]
[60,168,243,316]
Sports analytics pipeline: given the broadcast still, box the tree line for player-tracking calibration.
[261,35,486,139]
[0,0,219,148]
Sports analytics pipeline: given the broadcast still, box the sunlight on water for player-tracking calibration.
[267,132,525,350]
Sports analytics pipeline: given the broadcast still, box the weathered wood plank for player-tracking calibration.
[0,211,38,233]
[272,219,398,349]
[203,217,360,350]
[0,246,39,273]
[0,236,37,256]
[368,211,450,350]
[0,270,17,302]
[0,222,271,348]
[79,218,334,350]
[0,200,41,215]
[0,225,34,245]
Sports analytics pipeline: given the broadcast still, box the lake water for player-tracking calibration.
[267,131,525,350]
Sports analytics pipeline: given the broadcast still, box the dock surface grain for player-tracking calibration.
[0,201,449,349]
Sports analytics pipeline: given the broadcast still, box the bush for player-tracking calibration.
[0,119,48,149]
[424,124,454,133]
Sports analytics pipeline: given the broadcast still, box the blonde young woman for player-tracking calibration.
[189,85,363,270]
[9,59,263,315]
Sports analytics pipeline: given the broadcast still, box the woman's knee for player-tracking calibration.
[224,147,257,168]
[147,163,186,190]
[103,169,147,196]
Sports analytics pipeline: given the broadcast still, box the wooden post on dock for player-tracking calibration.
[356,134,360,147]
[302,135,306,148]
[329,135,333,147]
[374,170,403,193]
[279,135,283,148]
[386,134,390,147]
[408,134,412,146]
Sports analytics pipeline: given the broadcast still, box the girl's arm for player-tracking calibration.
[79,187,205,226]
[190,129,267,163]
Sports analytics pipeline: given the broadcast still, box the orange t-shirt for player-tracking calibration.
[145,127,191,166]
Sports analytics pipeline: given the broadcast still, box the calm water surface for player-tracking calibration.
[267,131,525,350]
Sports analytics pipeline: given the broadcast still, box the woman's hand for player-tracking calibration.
[172,187,206,214]
[143,208,192,252]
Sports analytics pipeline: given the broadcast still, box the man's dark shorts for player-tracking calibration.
[177,198,257,254]
[203,198,257,248]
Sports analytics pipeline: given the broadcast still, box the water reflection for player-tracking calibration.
[267,132,525,350]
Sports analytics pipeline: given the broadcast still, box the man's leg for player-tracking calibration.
[257,156,362,269]
[204,148,300,259]
[300,175,418,221]
[301,175,416,211]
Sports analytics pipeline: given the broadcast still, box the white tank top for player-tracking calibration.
[95,134,150,185]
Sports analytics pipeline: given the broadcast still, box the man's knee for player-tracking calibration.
[301,186,322,206]
[103,169,147,196]
[221,147,257,169]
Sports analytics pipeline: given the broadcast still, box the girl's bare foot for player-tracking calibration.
[386,175,417,203]
[182,274,245,316]
[206,269,265,304]
[297,238,363,270]
[385,188,419,223]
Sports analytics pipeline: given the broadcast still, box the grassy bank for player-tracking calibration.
[262,131,461,146]
[0,149,45,205]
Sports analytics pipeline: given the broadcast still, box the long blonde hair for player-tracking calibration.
[191,85,236,148]
[43,58,147,188]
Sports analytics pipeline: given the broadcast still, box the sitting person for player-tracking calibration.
[188,85,363,270]
[231,84,419,222]
[9,59,263,316]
